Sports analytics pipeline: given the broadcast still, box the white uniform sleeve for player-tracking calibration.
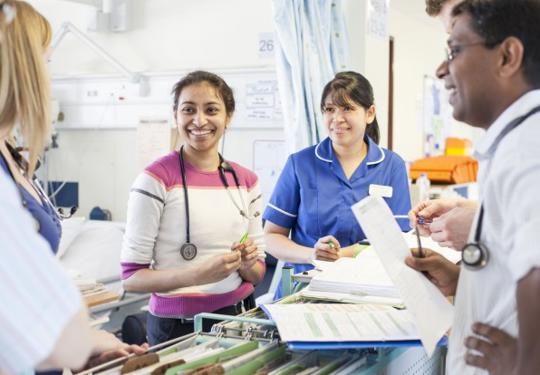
[121,172,166,265]
[0,172,82,375]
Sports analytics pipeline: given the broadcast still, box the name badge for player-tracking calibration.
[369,184,393,198]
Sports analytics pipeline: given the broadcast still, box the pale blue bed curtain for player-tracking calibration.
[272,0,349,153]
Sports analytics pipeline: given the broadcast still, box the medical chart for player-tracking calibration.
[262,303,418,343]
[351,196,454,356]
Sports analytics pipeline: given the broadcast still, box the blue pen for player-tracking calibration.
[417,216,433,225]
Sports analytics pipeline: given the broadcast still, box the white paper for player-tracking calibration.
[300,287,403,306]
[310,254,399,299]
[351,196,454,356]
[136,119,172,171]
[263,303,418,343]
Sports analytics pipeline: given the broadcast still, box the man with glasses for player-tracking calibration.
[407,0,540,374]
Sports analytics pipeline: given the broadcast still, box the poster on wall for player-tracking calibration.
[367,0,389,39]
[252,140,287,207]
[422,75,453,156]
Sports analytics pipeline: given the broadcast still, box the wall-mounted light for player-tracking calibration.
[59,0,130,32]
[50,22,150,96]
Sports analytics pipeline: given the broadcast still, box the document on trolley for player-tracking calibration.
[351,196,454,356]
[262,303,418,342]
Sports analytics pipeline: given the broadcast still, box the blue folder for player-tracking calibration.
[286,336,448,351]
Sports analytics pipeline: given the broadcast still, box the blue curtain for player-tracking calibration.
[272,0,349,153]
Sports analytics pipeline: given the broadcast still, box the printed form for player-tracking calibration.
[351,196,454,356]
[262,303,417,342]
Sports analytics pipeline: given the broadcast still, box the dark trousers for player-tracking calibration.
[147,298,252,346]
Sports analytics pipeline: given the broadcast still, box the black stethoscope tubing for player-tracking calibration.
[178,145,245,261]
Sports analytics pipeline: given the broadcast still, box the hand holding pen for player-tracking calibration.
[232,233,258,271]
[313,235,341,262]
[405,248,460,297]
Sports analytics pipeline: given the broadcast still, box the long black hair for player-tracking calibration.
[172,70,235,115]
[320,71,380,144]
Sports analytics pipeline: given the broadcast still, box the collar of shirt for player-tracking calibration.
[474,89,540,161]
[314,136,385,166]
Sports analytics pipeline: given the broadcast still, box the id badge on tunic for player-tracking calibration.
[368,184,393,198]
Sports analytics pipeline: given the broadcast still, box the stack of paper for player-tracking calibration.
[309,251,400,299]
[307,231,460,304]
[67,270,120,308]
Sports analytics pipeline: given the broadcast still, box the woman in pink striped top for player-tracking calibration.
[121,71,266,345]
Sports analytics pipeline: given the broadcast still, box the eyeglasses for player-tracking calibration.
[444,41,487,62]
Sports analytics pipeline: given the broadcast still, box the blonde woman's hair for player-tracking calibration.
[0,0,52,176]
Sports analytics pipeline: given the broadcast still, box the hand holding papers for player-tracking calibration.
[352,196,454,356]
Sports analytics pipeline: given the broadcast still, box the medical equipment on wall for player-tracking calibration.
[461,105,540,270]
[50,22,149,96]
[5,142,78,221]
[178,146,261,261]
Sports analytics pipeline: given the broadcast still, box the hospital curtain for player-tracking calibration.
[272,0,349,153]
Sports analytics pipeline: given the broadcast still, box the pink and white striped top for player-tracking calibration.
[121,151,266,318]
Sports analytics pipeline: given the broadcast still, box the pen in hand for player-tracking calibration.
[239,232,248,245]
[414,225,426,258]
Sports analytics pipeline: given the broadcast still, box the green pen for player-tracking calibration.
[239,232,249,244]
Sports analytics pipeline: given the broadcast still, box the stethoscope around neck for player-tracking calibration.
[460,104,540,270]
[178,145,261,261]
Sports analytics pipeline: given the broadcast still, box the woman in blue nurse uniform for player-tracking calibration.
[263,71,411,299]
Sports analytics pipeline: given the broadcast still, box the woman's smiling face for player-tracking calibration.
[175,81,231,154]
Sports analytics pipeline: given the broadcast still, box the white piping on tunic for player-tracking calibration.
[315,139,386,165]
[367,144,385,165]
[267,203,297,217]
[314,142,332,163]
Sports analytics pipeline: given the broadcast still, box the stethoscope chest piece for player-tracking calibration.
[180,242,197,261]
[462,242,489,270]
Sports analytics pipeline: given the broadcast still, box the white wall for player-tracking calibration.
[29,0,283,220]
[343,0,390,148]
[389,0,483,161]
[28,0,482,220]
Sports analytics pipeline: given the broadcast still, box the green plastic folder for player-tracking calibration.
[164,341,257,375]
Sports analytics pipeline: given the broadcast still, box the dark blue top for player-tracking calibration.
[0,154,62,253]
[263,137,411,299]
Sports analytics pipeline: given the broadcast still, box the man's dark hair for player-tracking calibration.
[425,0,449,16]
[453,0,540,87]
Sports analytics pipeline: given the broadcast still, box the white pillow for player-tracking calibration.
[60,221,124,282]
[56,217,86,259]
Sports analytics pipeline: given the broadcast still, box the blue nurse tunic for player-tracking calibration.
[0,154,62,253]
[263,137,411,298]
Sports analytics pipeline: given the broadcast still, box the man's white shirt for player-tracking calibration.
[448,90,540,374]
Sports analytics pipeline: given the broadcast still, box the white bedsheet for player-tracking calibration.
[58,219,124,286]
